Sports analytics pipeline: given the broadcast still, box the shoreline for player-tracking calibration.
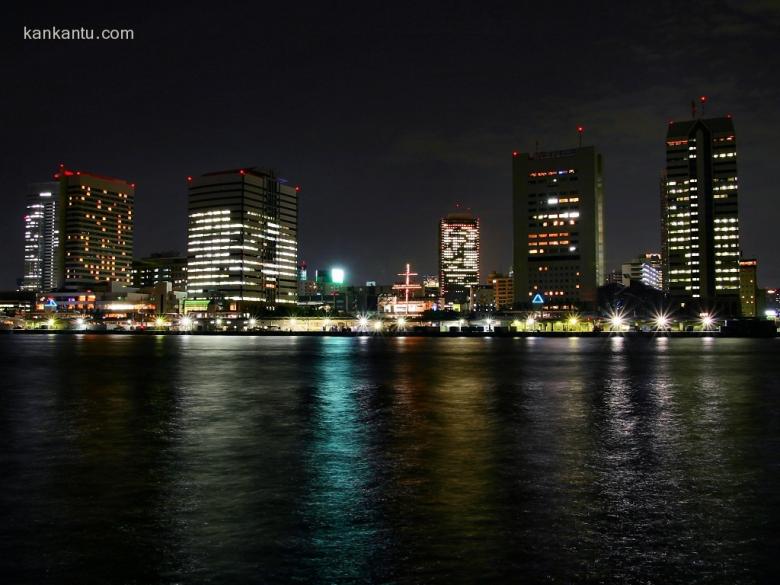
[3,329,776,338]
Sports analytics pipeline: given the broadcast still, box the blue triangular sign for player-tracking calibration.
[531,293,545,304]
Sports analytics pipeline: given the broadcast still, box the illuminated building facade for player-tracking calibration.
[439,212,480,306]
[21,182,59,292]
[512,146,605,310]
[739,258,757,317]
[186,168,298,308]
[621,252,663,290]
[663,116,740,313]
[487,271,514,310]
[132,253,187,291]
[56,167,134,290]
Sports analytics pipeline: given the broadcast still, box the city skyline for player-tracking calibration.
[3,2,780,288]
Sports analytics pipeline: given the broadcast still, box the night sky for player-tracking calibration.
[3,1,779,288]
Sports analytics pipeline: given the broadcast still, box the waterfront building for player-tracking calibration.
[55,166,134,290]
[739,258,758,317]
[473,284,496,311]
[186,168,298,310]
[512,146,605,310]
[662,115,740,314]
[132,252,187,291]
[20,182,60,292]
[439,211,480,308]
[487,271,514,310]
[605,269,623,285]
[621,253,663,290]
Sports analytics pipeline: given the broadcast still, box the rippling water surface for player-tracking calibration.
[1,334,779,583]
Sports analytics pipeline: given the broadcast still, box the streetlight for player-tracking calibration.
[75,318,85,330]
[155,316,166,328]
[46,318,55,329]
[373,321,382,331]
[358,316,368,329]
[248,317,257,328]
[397,317,406,330]
[654,312,670,330]
[701,313,715,330]
[180,316,192,331]
[608,311,625,331]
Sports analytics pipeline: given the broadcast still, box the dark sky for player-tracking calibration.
[2,0,779,288]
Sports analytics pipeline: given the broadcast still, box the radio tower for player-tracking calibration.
[392,263,422,315]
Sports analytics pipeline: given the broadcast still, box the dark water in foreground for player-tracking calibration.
[0,335,779,584]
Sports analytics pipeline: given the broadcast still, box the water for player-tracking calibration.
[0,334,778,584]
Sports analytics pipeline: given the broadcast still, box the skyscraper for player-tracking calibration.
[662,116,740,313]
[56,167,134,290]
[739,258,757,317]
[186,168,298,309]
[21,182,59,292]
[439,212,480,307]
[512,146,605,310]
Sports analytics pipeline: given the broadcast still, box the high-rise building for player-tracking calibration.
[132,252,187,291]
[21,182,59,292]
[662,116,740,313]
[739,258,757,317]
[512,146,605,310]
[487,271,514,310]
[621,252,663,290]
[439,212,480,307]
[186,168,298,309]
[55,167,134,290]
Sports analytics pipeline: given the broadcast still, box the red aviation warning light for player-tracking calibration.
[577,125,584,147]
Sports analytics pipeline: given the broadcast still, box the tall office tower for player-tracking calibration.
[55,167,134,290]
[663,116,740,313]
[739,258,757,317]
[439,212,480,307]
[512,146,605,310]
[621,252,663,290]
[21,182,59,292]
[186,168,298,309]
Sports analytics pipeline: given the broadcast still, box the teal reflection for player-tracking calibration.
[303,337,375,580]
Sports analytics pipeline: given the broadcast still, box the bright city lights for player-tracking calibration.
[701,314,715,329]
[654,313,670,329]
[46,318,55,328]
[358,316,368,327]
[155,317,166,327]
[608,311,625,330]
[373,321,382,331]
[248,318,257,328]
[180,317,192,329]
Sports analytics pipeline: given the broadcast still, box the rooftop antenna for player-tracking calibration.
[577,125,584,147]
[691,99,697,119]
[699,95,708,118]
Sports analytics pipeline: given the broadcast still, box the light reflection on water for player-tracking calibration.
[0,335,778,583]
